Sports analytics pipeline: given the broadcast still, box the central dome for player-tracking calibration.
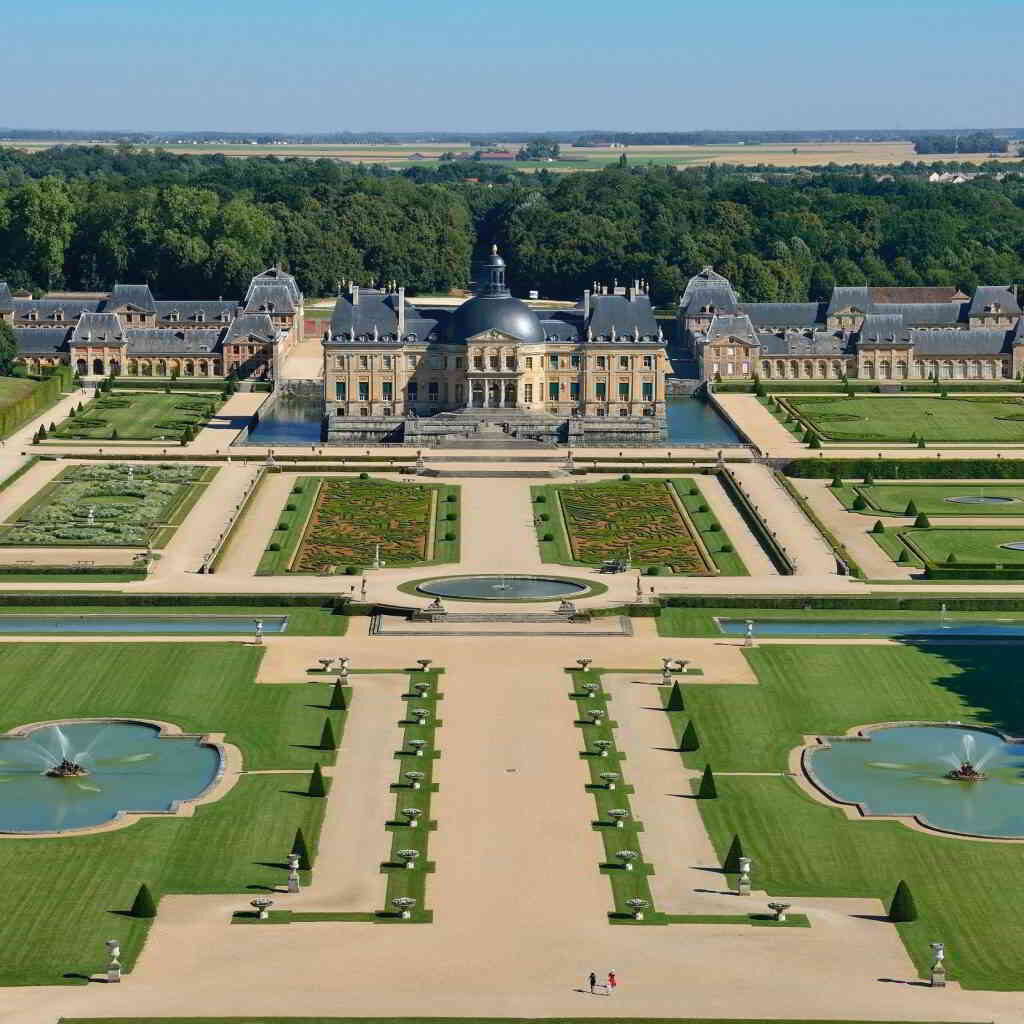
[446,294,545,344]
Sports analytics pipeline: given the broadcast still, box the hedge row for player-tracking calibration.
[0,369,72,438]
[0,593,350,609]
[715,381,1024,395]
[785,459,1024,480]
[923,567,1024,581]
[111,379,225,393]
[658,594,1024,611]
[0,566,147,578]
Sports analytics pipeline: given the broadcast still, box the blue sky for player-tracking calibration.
[1,0,1021,131]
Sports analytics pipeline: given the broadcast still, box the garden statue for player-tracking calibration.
[576,657,592,671]
[405,770,425,790]
[407,739,426,756]
[46,758,88,778]
[745,619,754,648]
[402,808,422,827]
[105,939,122,983]
[626,897,648,920]
[608,809,629,828]
[286,852,300,893]
[767,902,791,922]
[737,856,752,895]
[250,896,274,920]
[930,942,946,987]
[600,772,619,790]
[318,658,333,672]
[417,658,432,671]
[392,896,416,919]
[617,850,638,871]
[397,848,419,869]
[254,620,263,645]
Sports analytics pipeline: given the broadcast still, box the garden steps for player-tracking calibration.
[419,468,570,479]
[370,613,633,637]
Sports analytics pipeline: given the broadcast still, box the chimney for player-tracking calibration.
[583,288,590,321]
[397,286,406,336]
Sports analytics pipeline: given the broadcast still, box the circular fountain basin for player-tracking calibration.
[416,575,591,601]
[945,496,1019,505]
[0,721,222,834]
[805,724,1024,839]
[1000,541,1024,551]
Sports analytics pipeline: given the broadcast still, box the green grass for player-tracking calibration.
[532,479,745,576]
[49,391,224,442]
[0,642,355,985]
[258,477,459,575]
[788,395,1024,443]
[0,643,345,770]
[834,482,1024,516]
[655,605,1024,637]
[666,643,1024,989]
[900,527,1024,565]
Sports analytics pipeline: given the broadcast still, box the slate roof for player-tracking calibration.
[586,294,659,340]
[244,283,296,315]
[700,314,759,347]
[679,267,739,315]
[538,317,581,343]
[13,298,101,320]
[825,286,871,316]
[872,302,965,326]
[13,327,70,354]
[0,283,12,313]
[224,314,277,345]
[858,314,911,344]
[968,286,1020,318]
[122,329,222,355]
[247,267,301,307]
[154,300,237,323]
[71,313,124,345]
[911,328,1011,355]
[101,284,156,314]
[869,287,966,303]
[757,330,852,357]
[740,302,823,327]
[328,289,444,345]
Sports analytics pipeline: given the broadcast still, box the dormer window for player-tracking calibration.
[26,310,37,321]
[195,310,205,322]
[53,309,63,320]
[167,311,179,322]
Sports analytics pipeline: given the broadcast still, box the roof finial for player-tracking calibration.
[491,243,498,255]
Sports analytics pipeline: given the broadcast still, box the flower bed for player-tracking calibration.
[0,463,214,547]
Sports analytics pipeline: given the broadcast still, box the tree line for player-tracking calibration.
[1,146,1023,305]
[912,132,1009,155]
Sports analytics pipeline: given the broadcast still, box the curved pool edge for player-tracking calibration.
[0,717,242,839]
[397,573,608,603]
[790,721,1024,844]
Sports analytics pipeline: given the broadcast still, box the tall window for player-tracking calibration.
[618,381,630,400]
[549,354,559,369]
[359,355,369,369]
[641,381,653,400]
[358,381,369,401]
[524,383,533,402]
[643,355,653,368]
[548,381,559,401]
[407,381,418,399]
[570,353,581,368]
[381,381,392,400]
[595,381,607,400]
[335,381,346,400]
[569,381,580,400]
[619,356,629,369]
[428,381,439,399]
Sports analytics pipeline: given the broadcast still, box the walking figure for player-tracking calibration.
[607,970,617,993]
[588,971,597,994]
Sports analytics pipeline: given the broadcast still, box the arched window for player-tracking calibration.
[156,359,167,376]
[92,358,104,375]
[76,359,87,375]
[761,361,772,377]
[896,361,907,379]
[957,360,968,379]
[184,360,194,376]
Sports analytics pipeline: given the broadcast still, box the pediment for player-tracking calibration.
[467,328,519,343]
[833,306,864,316]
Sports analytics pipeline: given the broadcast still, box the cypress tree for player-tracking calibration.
[680,720,699,752]
[130,883,157,919]
[918,438,927,449]
[872,520,885,534]
[665,681,685,712]
[307,762,326,797]
[829,476,843,489]
[914,513,931,528]
[946,551,958,564]
[904,500,918,516]
[698,764,717,799]
[889,879,918,922]
[37,425,47,440]
[292,827,311,871]
[864,472,875,485]
[319,717,336,750]
[723,834,745,873]
[897,548,910,563]
[328,680,347,710]
[808,435,822,450]
[852,494,867,510]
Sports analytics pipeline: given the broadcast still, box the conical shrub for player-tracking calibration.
[829,476,843,489]
[328,680,347,710]
[914,513,931,528]
[308,762,326,797]
[904,500,918,516]
[723,834,745,873]
[680,720,699,752]
[872,520,885,534]
[292,827,311,871]
[130,883,157,919]
[665,681,685,712]
[698,764,717,799]
[889,879,917,922]
[319,717,336,750]
[852,494,867,510]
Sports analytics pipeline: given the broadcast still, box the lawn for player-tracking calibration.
[533,479,746,576]
[668,642,1024,988]
[49,391,223,442]
[788,395,1024,443]
[900,527,1024,565]
[833,481,1024,516]
[0,642,352,985]
[0,463,216,547]
[259,476,459,574]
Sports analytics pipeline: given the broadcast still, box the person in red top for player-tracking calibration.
[607,970,617,993]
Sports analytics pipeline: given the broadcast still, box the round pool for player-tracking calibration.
[945,496,1019,505]
[416,575,591,600]
[1000,541,1024,551]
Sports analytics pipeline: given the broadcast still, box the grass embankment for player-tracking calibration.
[833,481,1024,517]
[258,477,460,575]
[668,642,1024,989]
[49,391,224,442]
[532,478,747,576]
[788,395,1024,444]
[0,643,350,985]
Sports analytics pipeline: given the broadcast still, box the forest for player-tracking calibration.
[1,146,1024,305]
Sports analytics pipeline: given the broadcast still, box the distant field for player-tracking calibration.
[3,139,1021,171]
